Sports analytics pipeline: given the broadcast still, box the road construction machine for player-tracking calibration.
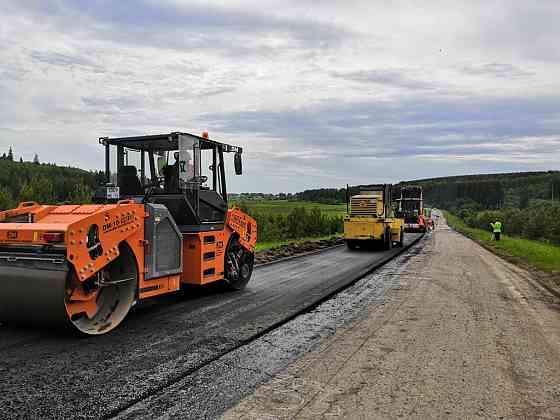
[396,185,426,233]
[0,132,257,335]
[343,184,404,250]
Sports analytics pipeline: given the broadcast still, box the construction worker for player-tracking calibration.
[163,152,180,193]
[490,220,503,241]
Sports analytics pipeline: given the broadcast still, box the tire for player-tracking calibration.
[398,227,404,247]
[384,228,393,250]
[345,240,357,250]
[225,237,254,291]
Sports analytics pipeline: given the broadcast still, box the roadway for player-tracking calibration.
[0,233,422,419]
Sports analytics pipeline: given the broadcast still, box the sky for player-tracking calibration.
[1,0,559,192]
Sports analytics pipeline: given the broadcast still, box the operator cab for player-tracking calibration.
[95,132,243,232]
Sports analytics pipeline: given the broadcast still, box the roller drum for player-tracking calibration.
[0,244,138,335]
[0,255,70,329]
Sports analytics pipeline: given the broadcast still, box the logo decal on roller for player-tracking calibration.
[103,214,135,233]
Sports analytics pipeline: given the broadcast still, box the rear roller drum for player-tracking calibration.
[225,237,254,290]
[65,243,137,335]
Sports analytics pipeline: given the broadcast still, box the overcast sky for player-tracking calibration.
[1,1,559,192]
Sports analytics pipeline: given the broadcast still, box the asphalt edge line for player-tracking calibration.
[105,234,425,419]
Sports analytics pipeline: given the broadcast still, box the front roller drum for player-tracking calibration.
[0,244,137,335]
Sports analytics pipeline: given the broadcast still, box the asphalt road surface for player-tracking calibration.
[0,234,422,419]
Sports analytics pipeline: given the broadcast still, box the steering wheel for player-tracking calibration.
[143,176,164,189]
[184,176,208,186]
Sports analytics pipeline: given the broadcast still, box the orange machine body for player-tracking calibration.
[181,208,257,286]
[0,202,257,303]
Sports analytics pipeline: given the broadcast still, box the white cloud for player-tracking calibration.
[0,0,559,192]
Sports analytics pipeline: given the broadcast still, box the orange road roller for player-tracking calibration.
[0,132,257,335]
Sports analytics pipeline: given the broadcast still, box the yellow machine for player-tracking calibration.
[344,184,404,250]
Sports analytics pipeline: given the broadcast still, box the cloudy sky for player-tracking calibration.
[1,0,559,192]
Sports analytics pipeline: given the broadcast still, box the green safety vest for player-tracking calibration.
[490,221,502,233]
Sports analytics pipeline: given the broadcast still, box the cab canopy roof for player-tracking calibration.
[353,184,391,191]
[99,132,242,154]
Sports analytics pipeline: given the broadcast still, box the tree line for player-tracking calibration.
[411,171,560,210]
[459,201,560,245]
[0,159,104,210]
[291,171,560,210]
[418,171,560,245]
[0,146,41,164]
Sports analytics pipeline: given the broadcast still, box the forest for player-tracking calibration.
[0,157,103,210]
[293,171,560,210]
[411,171,560,210]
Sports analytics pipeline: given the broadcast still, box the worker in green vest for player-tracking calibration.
[490,220,502,241]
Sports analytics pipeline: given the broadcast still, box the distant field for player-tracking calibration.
[231,199,347,217]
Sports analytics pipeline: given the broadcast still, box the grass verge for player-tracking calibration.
[445,211,560,293]
[256,234,342,252]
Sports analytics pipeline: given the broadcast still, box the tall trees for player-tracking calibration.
[69,183,93,204]
[19,177,55,203]
[0,159,97,206]
[0,187,13,210]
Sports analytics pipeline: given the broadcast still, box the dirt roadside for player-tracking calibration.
[222,216,560,419]
[255,237,343,265]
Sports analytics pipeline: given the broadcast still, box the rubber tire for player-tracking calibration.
[225,237,254,291]
[398,227,404,247]
[384,229,393,250]
[345,240,357,250]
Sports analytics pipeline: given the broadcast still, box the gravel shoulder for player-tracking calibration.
[223,215,560,420]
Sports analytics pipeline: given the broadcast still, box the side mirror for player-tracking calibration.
[234,152,242,175]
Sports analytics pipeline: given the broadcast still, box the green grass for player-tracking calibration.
[255,234,341,252]
[229,200,346,250]
[231,199,347,217]
[445,211,560,274]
